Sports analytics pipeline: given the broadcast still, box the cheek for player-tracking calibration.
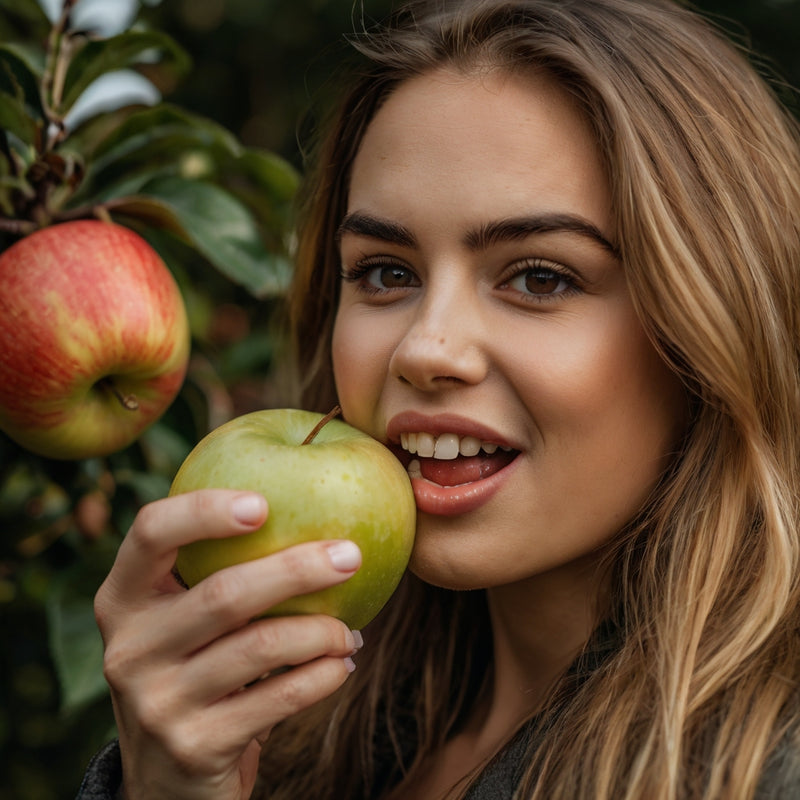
[331,314,359,409]
[331,310,392,428]
[513,310,687,489]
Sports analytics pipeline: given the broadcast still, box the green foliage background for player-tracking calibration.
[1,1,799,798]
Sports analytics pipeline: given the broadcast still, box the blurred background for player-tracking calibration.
[1,1,800,798]
[151,0,800,165]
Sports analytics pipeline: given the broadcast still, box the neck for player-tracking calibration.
[471,554,609,747]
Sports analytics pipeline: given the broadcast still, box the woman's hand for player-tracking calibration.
[94,489,362,800]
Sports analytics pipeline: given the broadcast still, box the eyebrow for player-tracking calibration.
[337,211,619,258]
[336,213,417,248]
[467,214,620,258]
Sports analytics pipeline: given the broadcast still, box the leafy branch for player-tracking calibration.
[0,0,298,297]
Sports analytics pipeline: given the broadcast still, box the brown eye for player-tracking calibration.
[522,269,567,295]
[376,265,416,288]
[505,267,571,297]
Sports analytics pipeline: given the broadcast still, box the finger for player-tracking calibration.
[103,490,268,602]
[181,614,359,704]
[207,654,357,747]
[163,539,362,655]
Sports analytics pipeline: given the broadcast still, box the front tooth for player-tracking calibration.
[434,433,460,460]
[460,436,481,457]
[416,432,435,457]
[482,442,498,454]
[407,458,422,478]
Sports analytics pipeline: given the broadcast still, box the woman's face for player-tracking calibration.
[332,68,687,590]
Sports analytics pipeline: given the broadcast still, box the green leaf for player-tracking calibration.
[236,149,300,202]
[106,193,187,235]
[134,176,293,297]
[71,103,243,202]
[47,571,109,712]
[61,29,191,114]
[114,468,172,505]
[0,42,45,119]
[0,0,49,26]
[0,88,39,144]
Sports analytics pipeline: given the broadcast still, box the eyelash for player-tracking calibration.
[340,258,417,297]
[497,257,581,304]
[340,256,581,304]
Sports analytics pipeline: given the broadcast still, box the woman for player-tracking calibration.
[80,1,800,798]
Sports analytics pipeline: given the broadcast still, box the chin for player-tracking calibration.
[407,547,493,592]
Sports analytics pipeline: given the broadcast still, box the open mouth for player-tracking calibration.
[399,431,519,488]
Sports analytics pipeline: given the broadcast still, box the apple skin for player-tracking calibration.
[0,220,190,460]
[171,409,417,630]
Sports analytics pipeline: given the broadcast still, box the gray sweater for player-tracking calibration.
[76,722,800,799]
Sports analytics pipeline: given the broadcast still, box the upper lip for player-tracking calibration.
[386,411,519,450]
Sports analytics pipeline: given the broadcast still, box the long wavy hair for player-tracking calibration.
[261,1,800,797]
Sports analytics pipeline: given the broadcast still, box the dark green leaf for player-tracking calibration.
[61,30,191,114]
[217,148,299,236]
[0,88,39,144]
[139,176,293,297]
[0,0,49,27]
[114,468,172,504]
[237,149,299,202]
[72,104,242,202]
[106,193,188,236]
[0,42,45,119]
[47,572,109,712]
[218,331,277,381]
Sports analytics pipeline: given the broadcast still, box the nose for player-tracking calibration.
[388,283,489,391]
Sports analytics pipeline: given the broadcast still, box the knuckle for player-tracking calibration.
[101,641,132,688]
[271,673,308,715]
[199,570,246,624]
[278,546,321,593]
[163,723,209,775]
[136,691,171,737]
[247,620,283,659]
[187,489,217,518]
[93,584,111,633]
[129,503,163,553]
[317,617,353,655]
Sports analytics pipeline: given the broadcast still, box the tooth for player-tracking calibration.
[501,445,512,452]
[417,432,435,457]
[400,432,408,450]
[407,458,422,479]
[434,433,459,460]
[408,432,418,454]
[482,442,498,454]
[459,436,481,457]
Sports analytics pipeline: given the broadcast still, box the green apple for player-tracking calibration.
[171,408,416,629]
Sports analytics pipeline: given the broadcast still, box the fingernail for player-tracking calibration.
[351,629,364,651]
[343,657,356,673]
[232,494,265,525]
[325,540,361,572]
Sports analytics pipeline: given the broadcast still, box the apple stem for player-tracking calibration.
[99,378,140,412]
[302,405,342,445]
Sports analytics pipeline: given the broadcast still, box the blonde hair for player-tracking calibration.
[267,1,800,797]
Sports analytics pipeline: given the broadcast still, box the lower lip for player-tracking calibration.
[409,455,520,516]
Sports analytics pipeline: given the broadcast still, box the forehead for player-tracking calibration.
[347,67,611,233]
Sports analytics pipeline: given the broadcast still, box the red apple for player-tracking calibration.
[0,219,190,459]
